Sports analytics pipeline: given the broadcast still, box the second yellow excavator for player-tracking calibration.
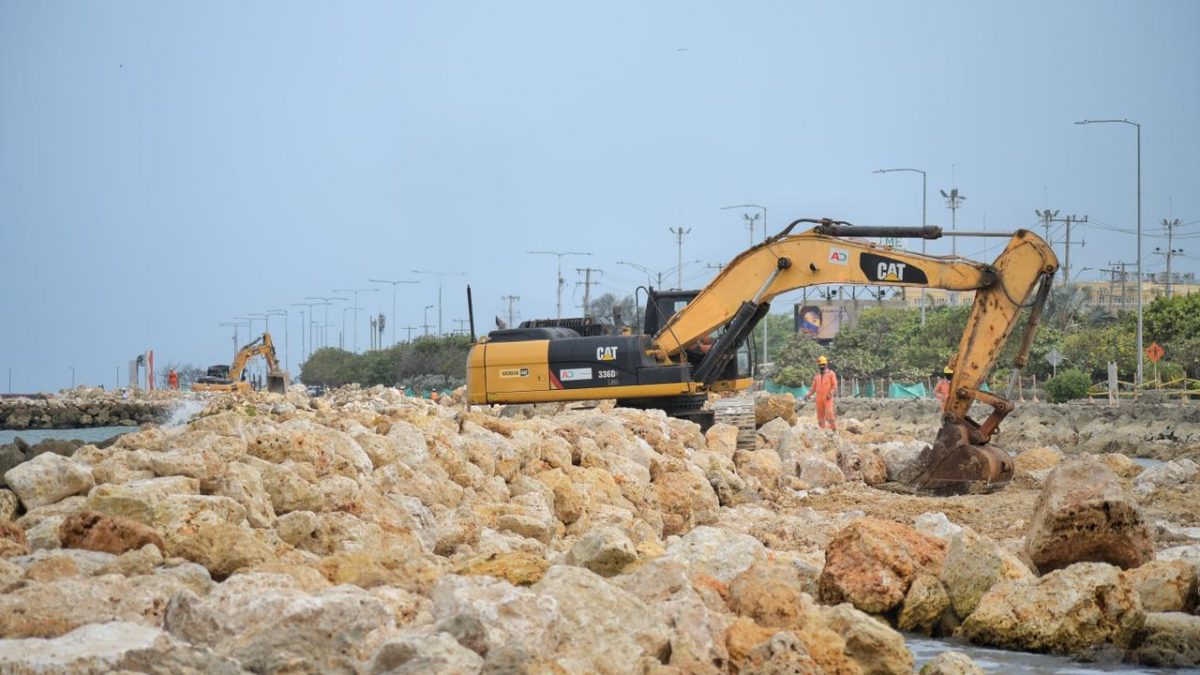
[193,332,290,394]
[467,219,1058,495]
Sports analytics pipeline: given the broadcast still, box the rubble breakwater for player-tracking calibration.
[0,389,179,430]
[0,386,1196,673]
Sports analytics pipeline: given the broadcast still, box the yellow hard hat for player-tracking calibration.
[817,356,828,365]
[943,366,954,375]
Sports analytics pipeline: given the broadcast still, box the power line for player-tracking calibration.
[575,267,604,317]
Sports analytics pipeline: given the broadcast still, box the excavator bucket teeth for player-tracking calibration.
[905,419,1014,496]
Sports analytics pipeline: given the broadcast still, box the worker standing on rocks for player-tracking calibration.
[934,366,952,410]
[803,356,838,430]
[167,369,179,390]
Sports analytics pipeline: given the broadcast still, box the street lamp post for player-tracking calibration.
[369,278,419,347]
[423,305,435,336]
[1077,118,1142,390]
[412,271,466,335]
[524,253,590,319]
[873,168,928,325]
[616,260,703,291]
[720,204,770,376]
[291,302,319,361]
[720,204,769,241]
[250,312,270,334]
[305,296,347,351]
[341,306,358,350]
[333,288,379,353]
[267,309,288,372]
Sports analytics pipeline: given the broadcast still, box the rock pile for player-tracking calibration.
[0,387,182,430]
[0,387,1195,672]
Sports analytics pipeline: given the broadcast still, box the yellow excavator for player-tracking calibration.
[193,332,290,394]
[467,219,1058,495]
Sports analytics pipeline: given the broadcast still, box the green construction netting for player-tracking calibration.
[764,381,809,397]
[888,382,928,399]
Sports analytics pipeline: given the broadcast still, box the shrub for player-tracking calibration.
[1045,368,1091,403]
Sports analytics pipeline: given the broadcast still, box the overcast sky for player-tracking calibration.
[2,1,1198,392]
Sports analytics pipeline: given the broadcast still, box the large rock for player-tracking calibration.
[653,469,720,537]
[431,574,561,666]
[1123,560,1198,613]
[566,525,637,577]
[754,392,797,427]
[836,444,888,486]
[740,631,822,675]
[58,510,165,555]
[165,573,393,673]
[961,562,1145,654]
[729,559,820,630]
[1134,458,1199,494]
[898,574,952,636]
[658,525,766,584]
[368,629,484,674]
[819,517,947,614]
[939,526,1033,618]
[533,565,671,672]
[798,456,845,488]
[919,651,984,675]
[0,621,242,674]
[1130,612,1200,668]
[0,488,18,521]
[821,603,915,675]
[0,519,29,558]
[613,559,731,672]
[3,453,94,509]
[1024,459,1154,574]
[172,521,275,578]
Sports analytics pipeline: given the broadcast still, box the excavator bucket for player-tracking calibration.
[902,417,1014,496]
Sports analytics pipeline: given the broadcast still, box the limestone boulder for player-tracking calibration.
[1123,560,1197,613]
[755,417,791,449]
[1013,445,1063,473]
[0,519,29,558]
[919,651,984,675]
[899,574,952,636]
[211,461,276,527]
[0,488,18,521]
[1024,459,1154,574]
[836,444,888,485]
[939,526,1033,618]
[457,551,550,587]
[368,629,484,675]
[165,573,394,672]
[729,559,821,630]
[821,602,915,675]
[961,562,1145,654]
[613,559,731,672]
[740,631,822,675]
[653,469,720,537]
[566,525,637,577]
[533,565,671,673]
[754,392,797,427]
[58,510,165,555]
[0,621,242,674]
[430,574,561,665]
[876,440,928,482]
[172,521,275,578]
[659,525,766,584]
[734,448,782,489]
[798,456,845,489]
[1130,612,1200,668]
[1134,458,1200,494]
[3,453,94,509]
[1097,452,1142,480]
[818,517,947,614]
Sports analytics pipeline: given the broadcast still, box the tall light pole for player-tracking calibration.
[291,302,317,361]
[235,315,258,336]
[341,306,358,350]
[333,288,379,353]
[412,271,466,335]
[422,305,435,336]
[720,204,768,241]
[1077,118,1142,390]
[268,309,288,372]
[720,204,770,373]
[668,227,692,289]
[305,296,347,350]
[617,260,703,291]
[873,168,928,325]
[369,278,419,347]
[526,252,590,318]
[250,312,270,334]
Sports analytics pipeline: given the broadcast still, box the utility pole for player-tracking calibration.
[422,305,434,337]
[941,187,966,305]
[576,267,603,317]
[527,251,590,319]
[500,295,520,326]
[1160,218,1183,298]
[453,318,470,335]
[1036,208,1059,243]
[411,271,466,337]
[399,325,418,343]
[369,279,419,347]
[1039,212,1087,285]
[668,226,691,290]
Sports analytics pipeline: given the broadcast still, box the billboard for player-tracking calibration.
[793,304,844,340]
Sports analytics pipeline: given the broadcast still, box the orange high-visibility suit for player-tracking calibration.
[808,369,838,430]
[934,378,950,410]
[167,370,179,390]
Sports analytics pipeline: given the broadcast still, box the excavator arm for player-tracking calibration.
[652,220,1058,494]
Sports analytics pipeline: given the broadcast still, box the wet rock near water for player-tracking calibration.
[0,388,183,430]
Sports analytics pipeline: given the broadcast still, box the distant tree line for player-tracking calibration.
[298,335,472,390]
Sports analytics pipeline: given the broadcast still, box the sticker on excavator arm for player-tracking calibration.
[827,247,850,265]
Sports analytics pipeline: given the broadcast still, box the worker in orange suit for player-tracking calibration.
[803,355,838,430]
[167,369,179,390]
[934,366,953,410]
